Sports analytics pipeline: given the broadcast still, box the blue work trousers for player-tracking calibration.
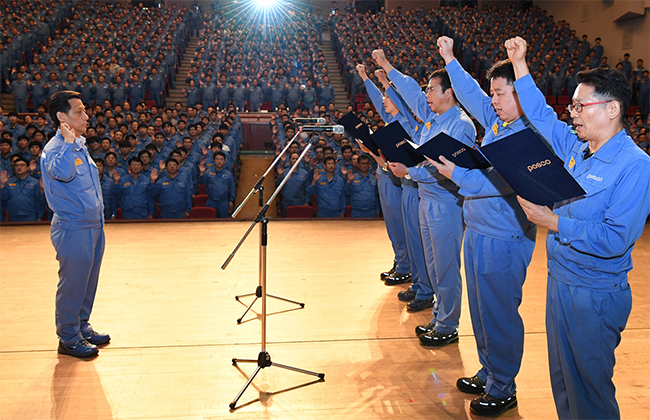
[377,174,408,273]
[546,275,631,420]
[402,186,431,300]
[419,198,464,332]
[464,228,535,399]
[51,225,105,345]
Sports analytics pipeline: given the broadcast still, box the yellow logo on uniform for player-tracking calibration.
[75,158,83,166]
[8,183,16,187]
[162,182,169,185]
[568,156,576,170]
[492,123,499,136]
[124,182,131,186]
[425,121,431,130]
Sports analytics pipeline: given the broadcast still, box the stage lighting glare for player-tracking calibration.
[254,0,278,9]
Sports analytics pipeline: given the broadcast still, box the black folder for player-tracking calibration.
[412,132,491,170]
[479,128,586,208]
[370,121,425,167]
[337,112,380,156]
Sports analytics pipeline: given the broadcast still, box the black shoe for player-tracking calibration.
[381,263,397,280]
[83,330,111,346]
[406,297,433,312]
[58,339,99,358]
[397,288,416,302]
[384,271,412,286]
[419,328,458,346]
[457,375,486,395]
[470,391,517,416]
[415,320,435,336]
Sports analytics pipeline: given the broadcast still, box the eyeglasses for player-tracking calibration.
[424,86,434,94]
[568,100,611,113]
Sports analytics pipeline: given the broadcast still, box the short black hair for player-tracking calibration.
[49,91,83,127]
[214,151,226,159]
[430,68,453,93]
[165,157,179,166]
[0,138,13,145]
[342,145,352,153]
[137,150,151,159]
[28,141,42,149]
[128,156,142,166]
[105,151,117,159]
[576,68,631,122]
[323,156,336,165]
[487,59,516,85]
[94,157,105,166]
[12,155,30,166]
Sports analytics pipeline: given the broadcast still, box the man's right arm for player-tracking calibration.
[438,37,495,130]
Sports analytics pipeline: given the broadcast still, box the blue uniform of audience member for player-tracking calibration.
[276,166,311,215]
[446,58,537,399]
[389,68,475,328]
[307,170,346,217]
[1,173,44,221]
[41,129,106,348]
[149,173,192,218]
[98,173,115,220]
[344,169,379,217]
[200,168,235,218]
[515,72,650,420]
[113,173,154,219]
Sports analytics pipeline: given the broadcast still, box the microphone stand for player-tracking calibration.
[222,137,325,410]
[231,131,305,324]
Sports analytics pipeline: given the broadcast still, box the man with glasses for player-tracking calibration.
[506,36,650,420]
[373,50,476,330]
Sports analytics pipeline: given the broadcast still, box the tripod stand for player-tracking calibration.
[231,132,305,324]
[222,139,324,410]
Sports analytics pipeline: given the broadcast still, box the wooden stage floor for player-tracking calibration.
[1,220,648,419]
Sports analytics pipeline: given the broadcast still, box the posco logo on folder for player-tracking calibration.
[452,147,466,158]
[527,159,552,172]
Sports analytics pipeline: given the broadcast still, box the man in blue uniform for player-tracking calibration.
[344,155,379,217]
[0,156,45,221]
[94,158,116,220]
[198,151,235,218]
[149,158,192,219]
[308,156,346,217]
[41,91,110,358]
[507,36,650,420]
[276,151,311,216]
[375,49,476,329]
[113,157,154,220]
[428,37,537,416]
[359,67,413,287]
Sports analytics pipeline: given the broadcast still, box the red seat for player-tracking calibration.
[345,205,351,217]
[545,95,557,105]
[354,94,366,103]
[356,103,365,112]
[285,205,315,218]
[197,184,206,195]
[557,95,571,105]
[554,104,567,115]
[192,194,208,207]
[188,206,216,218]
[627,105,640,116]
[260,102,273,111]
[144,100,156,109]
[116,208,122,219]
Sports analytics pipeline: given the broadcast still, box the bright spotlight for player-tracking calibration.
[254,0,279,9]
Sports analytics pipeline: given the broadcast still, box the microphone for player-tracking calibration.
[300,125,345,134]
[294,117,326,124]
